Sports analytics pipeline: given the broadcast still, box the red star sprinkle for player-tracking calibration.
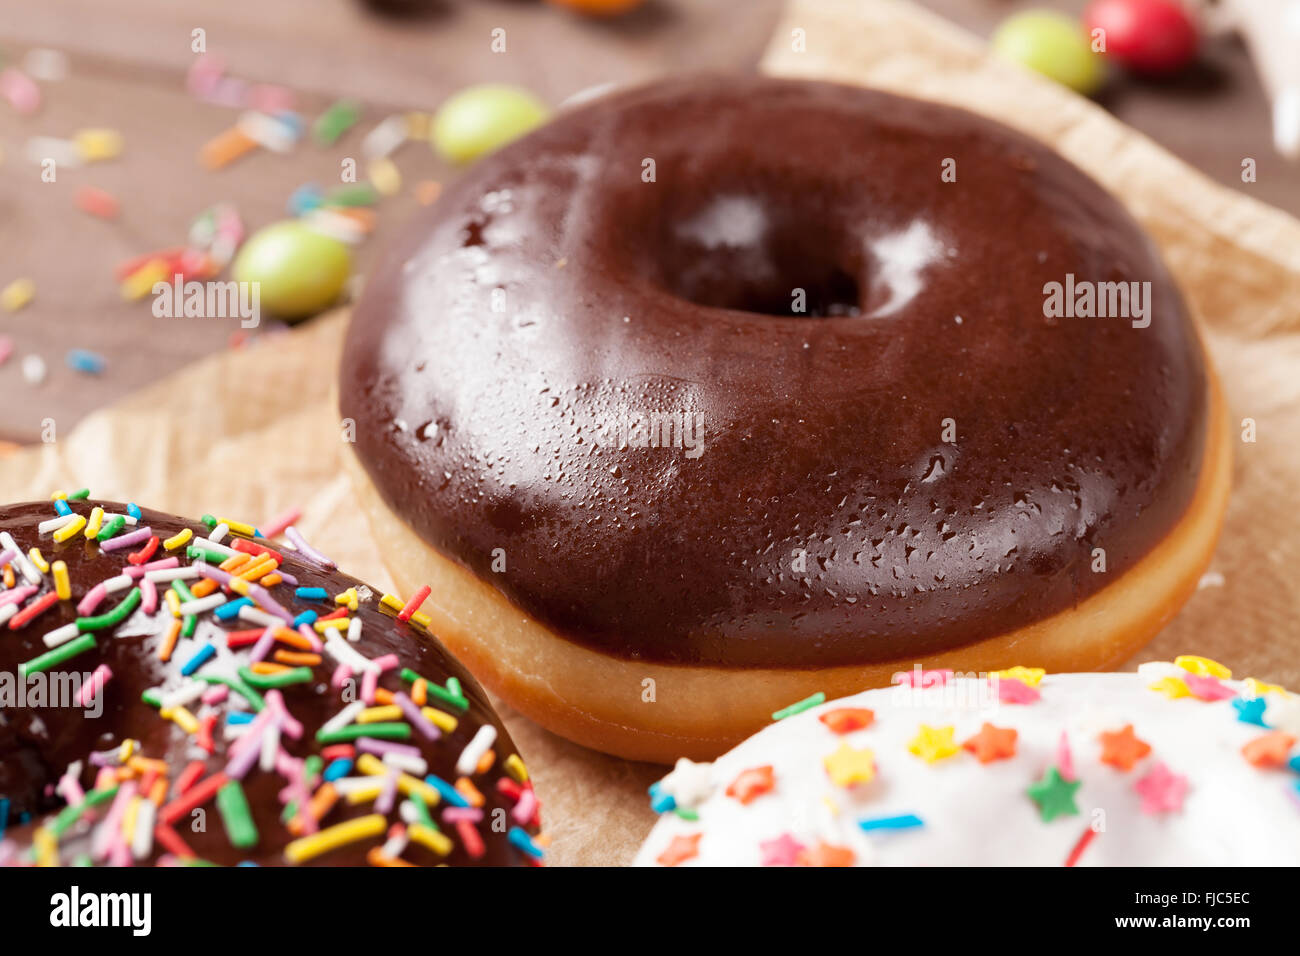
[796,840,856,867]
[962,722,1018,763]
[1241,730,1297,768]
[997,677,1041,704]
[819,707,875,734]
[1098,724,1152,772]
[656,832,703,867]
[1134,762,1188,815]
[1183,673,1237,701]
[725,765,775,805]
[758,832,804,867]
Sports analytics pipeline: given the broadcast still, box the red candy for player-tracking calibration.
[1083,0,1199,75]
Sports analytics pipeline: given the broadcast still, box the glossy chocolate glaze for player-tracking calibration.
[341,76,1207,668]
[0,500,538,866]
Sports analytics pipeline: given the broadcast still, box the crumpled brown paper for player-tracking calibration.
[2,0,1298,865]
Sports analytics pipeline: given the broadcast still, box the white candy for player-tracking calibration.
[455,725,497,776]
[178,594,225,616]
[145,566,201,583]
[0,531,42,585]
[320,700,365,736]
[22,354,47,385]
[656,757,716,810]
[381,752,427,776]
[361,114,410,159]
[25,135,81,168]
[236,111,296,153]
[23,48,69,82]
[38,514,77,534]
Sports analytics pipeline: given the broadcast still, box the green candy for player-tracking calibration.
[313,99,361,146]
[20,634,97,677]
[197,673,265,711]
[77,587,141,633]
[238,665,313,689]
[315,722,411,744]
[992,11,1105,95]
[231,221,351,321]
[399,667,469,711]
[431,84,549,164]
[95,515,125,541]
[325,183,378,207]
[187,545,230,564]
[216,780,259,849]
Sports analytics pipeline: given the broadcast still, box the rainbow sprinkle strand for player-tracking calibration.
[0,495,543,868]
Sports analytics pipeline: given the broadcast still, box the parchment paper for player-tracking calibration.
[2,0,1298,865]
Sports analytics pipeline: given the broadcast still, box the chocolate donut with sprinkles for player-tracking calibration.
[635,657,1299,866]
[0,493,543,867]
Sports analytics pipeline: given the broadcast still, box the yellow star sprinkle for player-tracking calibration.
[1175,655,1231,679]
[1148,676,1191,699]
[908,724,960,763]
[823,742,876,787]
[990,666,1046,687]
[1244,677,1288,698]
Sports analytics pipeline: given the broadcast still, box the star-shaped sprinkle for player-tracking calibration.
[823,742,876,787]
[1244,677,1287,699]
[1137,660,1184,682]
[990,665,1046,687]
[1232,696,1269,727]
[647,781,675,814]
[1241,730,1296,769]
[796,840,855,867]
[908,724,959,763]
[725,765,775,805]
[1026,767,1081,822]
[656,832,702,867]
[819,707,875,734]
[1148,676,1191,699]
[1098,724,1152,772]
[963,722,1018,763]
[1174,655,1231,679]
[758,832,804,867]
[1184,673,1236,702]
[657,757,715,809]
[1263,696,1300,736]
[1134,762,1188,814]
[997,677,1041,704]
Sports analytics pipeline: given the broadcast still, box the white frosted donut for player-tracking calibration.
[634,660,1300,866]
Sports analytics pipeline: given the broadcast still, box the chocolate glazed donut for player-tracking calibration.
[340,76,1231,762]
[0,500,541,866]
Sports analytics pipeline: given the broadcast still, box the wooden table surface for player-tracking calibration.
[0,0,1295,444]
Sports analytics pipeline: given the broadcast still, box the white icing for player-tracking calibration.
[634,671,1300,866]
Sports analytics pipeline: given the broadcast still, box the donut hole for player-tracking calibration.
[655,195,863,318]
